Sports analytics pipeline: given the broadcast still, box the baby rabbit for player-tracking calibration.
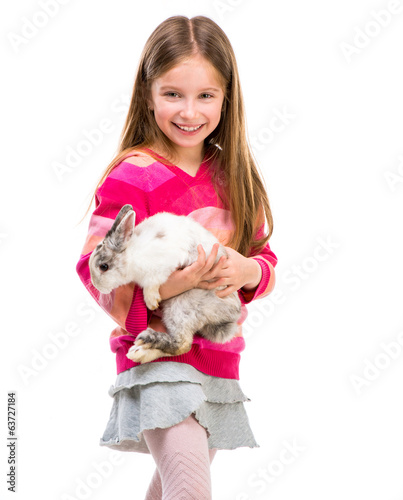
[89,204,241,364]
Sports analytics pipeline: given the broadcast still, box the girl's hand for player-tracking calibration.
[159,243,227,301]
[196,246,262,298]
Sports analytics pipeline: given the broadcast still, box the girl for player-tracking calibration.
[76,15,277,499]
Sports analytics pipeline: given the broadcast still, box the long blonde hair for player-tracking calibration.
[80,15,273,256]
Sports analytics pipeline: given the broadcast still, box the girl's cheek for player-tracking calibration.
[156,102,177,119]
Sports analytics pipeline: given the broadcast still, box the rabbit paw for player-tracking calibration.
[126,329,168,364]
[127,340,166,364]
[143,286,161,311]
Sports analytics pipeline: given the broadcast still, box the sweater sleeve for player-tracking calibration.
[237,220,278,305]
[75,163,150,337]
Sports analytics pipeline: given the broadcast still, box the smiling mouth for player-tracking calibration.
[173,123,205,132]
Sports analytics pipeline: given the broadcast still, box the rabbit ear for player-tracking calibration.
[106,205,136,251]
[105,204,133,238]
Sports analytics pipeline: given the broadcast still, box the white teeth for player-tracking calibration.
[176,124,203,132]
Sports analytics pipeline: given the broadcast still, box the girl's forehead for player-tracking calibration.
[153,55,225,91]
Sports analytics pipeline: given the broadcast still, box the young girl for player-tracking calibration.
[76,15,277,499]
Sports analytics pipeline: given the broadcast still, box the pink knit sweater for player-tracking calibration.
[76,148,277,379]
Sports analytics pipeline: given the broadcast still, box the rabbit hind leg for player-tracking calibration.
[198,321,238,343]
[127,326,193,364]
[196,291,241,343]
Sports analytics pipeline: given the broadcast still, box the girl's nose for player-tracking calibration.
[179,99,198,120]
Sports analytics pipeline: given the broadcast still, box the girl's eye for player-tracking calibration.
[163,92,213,99]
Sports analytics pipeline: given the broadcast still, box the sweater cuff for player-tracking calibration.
[238,258,270,304]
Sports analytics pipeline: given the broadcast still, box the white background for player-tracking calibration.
[2,0,403,499]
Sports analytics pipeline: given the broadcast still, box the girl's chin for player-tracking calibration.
[166,131,208,149]
[169,139,205,152]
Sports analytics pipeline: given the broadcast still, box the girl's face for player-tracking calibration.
[149,53,225,160]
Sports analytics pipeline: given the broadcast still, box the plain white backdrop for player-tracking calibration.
[2,0,403,498]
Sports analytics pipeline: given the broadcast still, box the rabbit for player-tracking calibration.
[89,204,242,364]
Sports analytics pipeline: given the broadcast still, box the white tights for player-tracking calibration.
[143,414,217,499]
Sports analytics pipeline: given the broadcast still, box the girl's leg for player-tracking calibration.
[144,468,163,500]
[145,449,217,500]
[143,414,216,500]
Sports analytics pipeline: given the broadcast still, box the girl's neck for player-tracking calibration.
[149,143,205,173]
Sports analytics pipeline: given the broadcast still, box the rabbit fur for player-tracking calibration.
[89,204,241,363]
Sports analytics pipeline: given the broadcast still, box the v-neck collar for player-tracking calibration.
[141,147,208,181]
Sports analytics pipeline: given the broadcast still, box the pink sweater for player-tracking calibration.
[76,148,277,379]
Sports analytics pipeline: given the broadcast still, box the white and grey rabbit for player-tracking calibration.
[89,204,241,364]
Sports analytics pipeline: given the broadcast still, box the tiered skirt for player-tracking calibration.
[100,361,258,453]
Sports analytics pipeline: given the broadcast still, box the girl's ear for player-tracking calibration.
[146,94,154,111]
[144,85,154,111]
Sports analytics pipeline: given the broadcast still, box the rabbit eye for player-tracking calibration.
[99,263,109,272]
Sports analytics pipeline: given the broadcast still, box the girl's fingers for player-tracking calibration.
[196,281,213,290]
[202,255,226,281]
[204,243,220,270]
[194,244,215,270]
[197,244,206,262]
[215,284,237,298]
[197,277,227,290]
[188,244,206,272]
[189,244,228,286]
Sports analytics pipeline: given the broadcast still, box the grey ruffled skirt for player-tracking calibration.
[100,362,259,453]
